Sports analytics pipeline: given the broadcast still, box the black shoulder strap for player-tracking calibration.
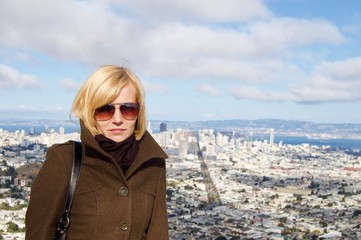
[54,141,82,239]
[60,141,83,227]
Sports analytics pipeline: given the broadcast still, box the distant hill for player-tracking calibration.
[149,119,361,137]
[16,163,42,180]
[0,119,78,127]
[1,118,360,138]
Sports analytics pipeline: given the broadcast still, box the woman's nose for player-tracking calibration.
[112,108,124,123]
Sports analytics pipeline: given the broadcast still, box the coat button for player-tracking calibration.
[120,221,128,231]
[119,187,129,196]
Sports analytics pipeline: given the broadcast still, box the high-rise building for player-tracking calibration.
[206,144,215,156]
[160,122,167,132]
[178,140,188,159]
[161,131,170,147]
[269,128,275,145]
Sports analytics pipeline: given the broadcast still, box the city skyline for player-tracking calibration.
[1,0,361,124]
[1,123,360,238]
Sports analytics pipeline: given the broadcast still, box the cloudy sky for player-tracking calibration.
[0,0,360,123]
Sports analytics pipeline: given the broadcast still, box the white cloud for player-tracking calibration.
[248,18,344,50]
[0,64,41,89]
[291,57,361,103]
[0,0,357,106]
[229,85,293,102]
[0,105,69,120]
[0,1,343,72]
[0,104,68,114]
[132,17,344,83]
[197,84,221,97]
[60,78,82,91]
[111,0,271,23]
[142,80,169,94]
[230,57,361,104]
[314,57,361,82]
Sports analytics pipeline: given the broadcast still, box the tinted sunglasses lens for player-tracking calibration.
[120,103,139,120]
[94,105,116,121]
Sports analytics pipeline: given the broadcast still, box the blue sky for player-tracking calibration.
[0,0,360,123]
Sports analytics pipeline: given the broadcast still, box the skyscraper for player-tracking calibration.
[160,122,167,132]
[178,140,188,159]
[269,128,275,145]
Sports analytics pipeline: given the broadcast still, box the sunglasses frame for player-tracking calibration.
[94,102,140,121]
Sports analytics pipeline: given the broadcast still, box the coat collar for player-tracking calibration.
[79,120,168,177]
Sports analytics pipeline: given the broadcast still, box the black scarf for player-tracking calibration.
[95,133,139,174]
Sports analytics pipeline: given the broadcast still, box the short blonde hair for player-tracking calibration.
[72,65,146,140]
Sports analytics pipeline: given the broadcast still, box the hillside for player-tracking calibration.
[16,163,42,180]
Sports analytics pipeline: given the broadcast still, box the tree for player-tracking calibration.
[5,166,17,178]
[184,185,193,190]
[215,237,227,240]
[0,202,10,210]
[295,195,303,202]
[166,189,174,197]
[319,219,328,228]
[311,229,321,237]
[270,194,279,199]
[353,209,361,217]
[7,221,19,233]
[279,217,288,223]
[309,180,319,189]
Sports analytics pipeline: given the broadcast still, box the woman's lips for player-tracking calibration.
[110,128,125,134]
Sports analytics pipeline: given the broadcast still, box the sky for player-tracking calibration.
[0,0,360,124]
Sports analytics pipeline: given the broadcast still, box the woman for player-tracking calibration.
[26,65,169,239]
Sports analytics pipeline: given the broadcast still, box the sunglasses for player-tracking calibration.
[94,102,139,121]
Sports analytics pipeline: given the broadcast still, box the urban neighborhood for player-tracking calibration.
[0,123,360,239]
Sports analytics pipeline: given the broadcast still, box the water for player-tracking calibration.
[272,136,361,150]
[245,135,361,150]
[279,136,361,150]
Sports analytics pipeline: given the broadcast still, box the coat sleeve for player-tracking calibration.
[25,144,72,240]
[146,160,169,240]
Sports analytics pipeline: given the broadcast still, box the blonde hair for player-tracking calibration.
[72,65,146,140]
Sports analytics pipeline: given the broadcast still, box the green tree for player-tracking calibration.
[215,237,227,240]
[279,217,288,223]
[5,166,17,178]
[270,194,279,199]
[319,219,328,228]
[184,185,193,190]
[295,195,303,202]
[0,202,10,210]
[7,221,19,233]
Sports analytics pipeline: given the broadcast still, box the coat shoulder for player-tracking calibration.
[140,131,168,159]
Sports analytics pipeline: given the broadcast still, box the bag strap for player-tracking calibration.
[57,141,82,232]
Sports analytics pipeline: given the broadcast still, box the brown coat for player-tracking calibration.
[26,124,169,240]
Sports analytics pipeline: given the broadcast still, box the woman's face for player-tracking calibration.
[95,82,138,143]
